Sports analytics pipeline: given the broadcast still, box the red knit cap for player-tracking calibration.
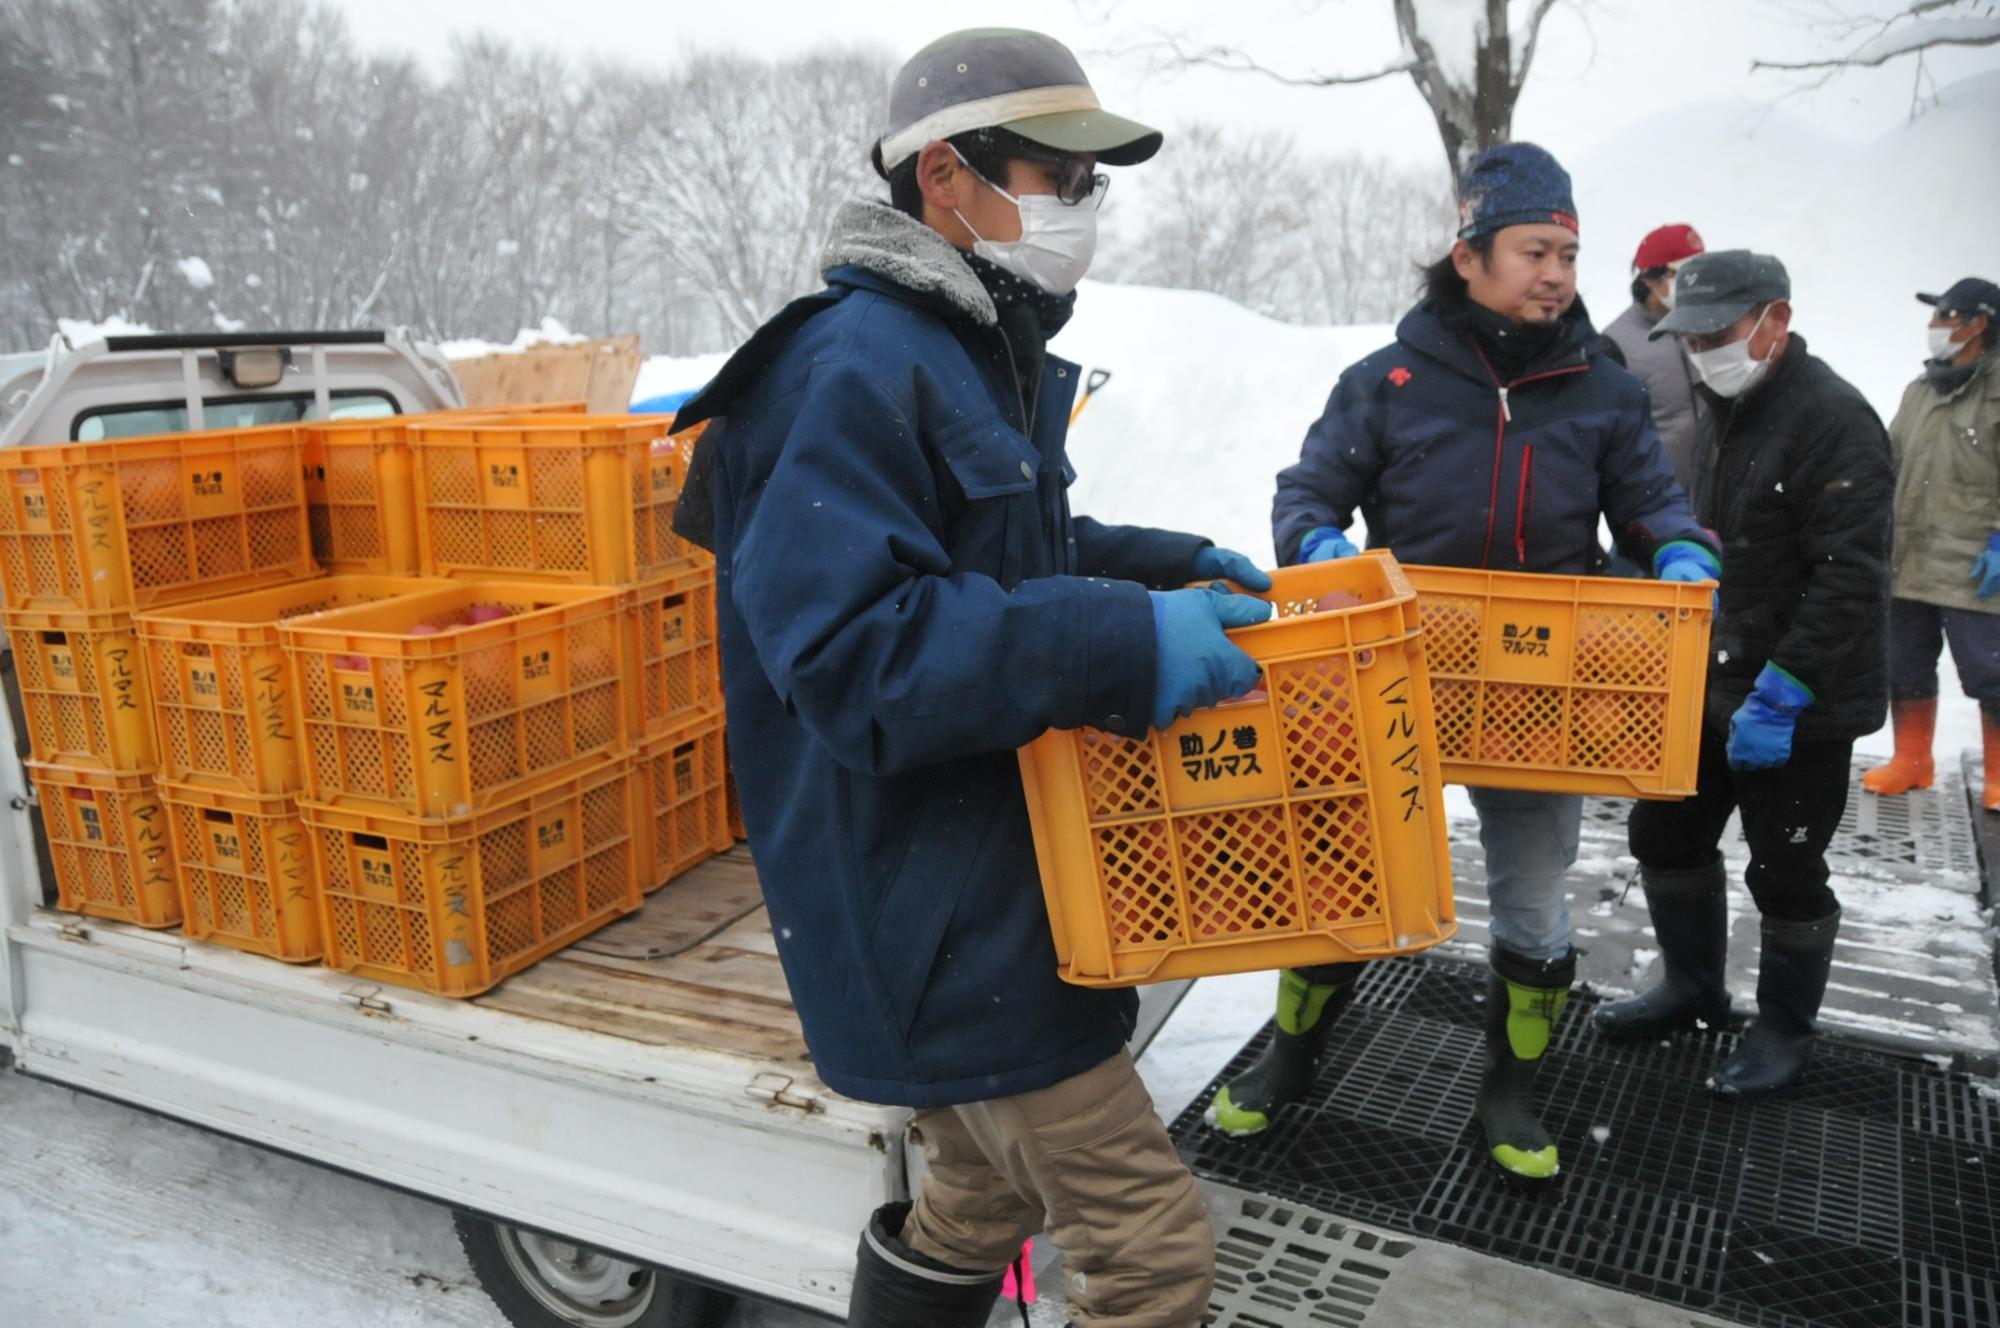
[1632,224,1705,272]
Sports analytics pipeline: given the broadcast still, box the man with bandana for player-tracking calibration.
[1243,143,1717,1185]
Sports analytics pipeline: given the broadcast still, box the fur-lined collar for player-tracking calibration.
[818,199,997,327]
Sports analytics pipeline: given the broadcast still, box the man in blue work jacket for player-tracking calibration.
[672,27,1273,1328]
[1219,143,1721,1186]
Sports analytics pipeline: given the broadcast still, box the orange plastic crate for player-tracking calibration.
[301,405,593,573]
[302,419,423,575]
[162,782,319,962]
[0,424,314,612]
[409,415,707,585]
[305,758,641,997]
[31,762,179,928]
[8,608,157,770]
[635,711,733,892]
[1403,566,1714,798]
[621,564,720,737]
[1018,553,1456,988]
[278,580,626,817]
[136,574,441,797]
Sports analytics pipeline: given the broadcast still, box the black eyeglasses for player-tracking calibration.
[1047,156,1110,207]
[1004,152,1109,208]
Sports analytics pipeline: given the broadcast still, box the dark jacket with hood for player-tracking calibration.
[670,200,1212,1108]
[1272,291,1714,574]
[1688,334,1893,740]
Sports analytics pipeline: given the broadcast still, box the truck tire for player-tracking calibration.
[453,1209,738,1328]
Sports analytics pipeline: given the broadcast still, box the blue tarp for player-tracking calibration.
[629,388,700,414]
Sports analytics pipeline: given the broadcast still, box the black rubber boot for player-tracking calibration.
[846,1202,1005,1327]
[1709,908,1841,1099]
[1205,962,1365,1136]
[1593,859,1733,1040]
[1475,945,1576,1184]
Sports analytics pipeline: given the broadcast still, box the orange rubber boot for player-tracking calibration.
[1983,715,2000,812]
[1861,697,1936,795]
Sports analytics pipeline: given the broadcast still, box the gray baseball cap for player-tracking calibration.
[877,28,1163,171]
[1651,249,1792,339]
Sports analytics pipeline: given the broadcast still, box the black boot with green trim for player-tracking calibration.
[1206,962,1365,1137]
[1474,945,1577,1184]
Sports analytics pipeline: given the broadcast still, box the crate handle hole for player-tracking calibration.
[353,832,389,851]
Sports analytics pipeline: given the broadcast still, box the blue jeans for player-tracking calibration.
[1294,786,1580,985]
[1467,786,1580,962]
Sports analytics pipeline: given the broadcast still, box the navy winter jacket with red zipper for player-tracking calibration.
[1272,297,1714,573]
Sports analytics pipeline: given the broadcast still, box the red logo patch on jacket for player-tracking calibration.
[1387,366,1413,387]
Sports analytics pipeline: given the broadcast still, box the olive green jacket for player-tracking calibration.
[1888,353,2000,611]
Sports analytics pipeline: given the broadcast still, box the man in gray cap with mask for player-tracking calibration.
[671,27,1255,1327]
[1600,250,1893,1102]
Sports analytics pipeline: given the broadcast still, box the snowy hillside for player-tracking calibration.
[1573,71,2000,417]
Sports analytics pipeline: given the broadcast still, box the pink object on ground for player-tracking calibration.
[999,1238,1036,1302]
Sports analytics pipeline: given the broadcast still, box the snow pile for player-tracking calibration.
[175,256,215,291]
[437,315,591,361]
[1058,286,1385,565]
[55,314,157,346]
[630,349,730,407]
[627,285,1384,568]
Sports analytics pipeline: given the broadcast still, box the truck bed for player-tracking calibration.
[5,844,895,1314]
[474,850,813,1071]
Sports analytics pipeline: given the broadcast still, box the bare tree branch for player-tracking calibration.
[1514,0,1566,86]
[1132,35,1413,88]
[1753,2,2000,72]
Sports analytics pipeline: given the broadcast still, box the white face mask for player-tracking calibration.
[951,149,1099,296]
[1659,266,1682,311]
[1687,306,1775,398]
[1928,324,1962,361]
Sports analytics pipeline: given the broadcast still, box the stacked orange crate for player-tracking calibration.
[0,425,315,929]
[407,414,730,898]
[136,575,438,961]
[300,403,589,575]
[280,578,642,996]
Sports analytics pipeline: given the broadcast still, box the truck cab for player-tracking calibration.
[0,328,465,446]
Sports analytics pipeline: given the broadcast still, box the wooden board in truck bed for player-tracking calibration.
[473,849,815,1072]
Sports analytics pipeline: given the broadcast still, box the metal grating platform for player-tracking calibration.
[1542,756,2000,1062]
[1579,756,1984,893]
[1171,956,2000,1328]
[1203,1189,1415,1326]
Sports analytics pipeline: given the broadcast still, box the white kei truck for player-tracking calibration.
[0,328,1189,1328]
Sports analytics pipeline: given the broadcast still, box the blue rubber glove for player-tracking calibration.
[1190,545,1274,592]
[1299,526,1360,563]
[1726,662,1814,771]
[1148,584,1275,731]
[1652,539,1720,584]
[1971,532,2000,599]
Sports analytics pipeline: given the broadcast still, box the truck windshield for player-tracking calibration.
[74,390,396,441]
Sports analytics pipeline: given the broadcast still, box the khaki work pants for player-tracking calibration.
[901,1049,1214,1327]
